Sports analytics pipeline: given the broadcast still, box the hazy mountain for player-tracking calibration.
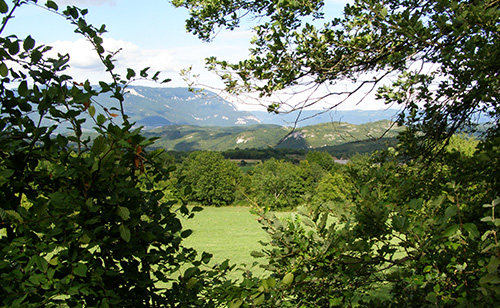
[95,86,261,129]
[251,109,402,127]
[93,86,400,129]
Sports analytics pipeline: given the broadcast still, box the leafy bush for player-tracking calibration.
[0,2,225,306]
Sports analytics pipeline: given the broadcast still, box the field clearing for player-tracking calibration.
[180,206,272,278]
[180,206,400,302]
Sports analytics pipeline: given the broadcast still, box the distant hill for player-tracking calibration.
[145,120,403,152]
[145,124,289,151]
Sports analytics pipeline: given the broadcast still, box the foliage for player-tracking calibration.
[0,1,225,307]
[217,138,500,307]
[179,151,242,206]
[249,158,306,210]
[171,0,500,305]
[222,147,306,161]
[174,0,500,152]
[305,151,336,171]
[310,172,351,216]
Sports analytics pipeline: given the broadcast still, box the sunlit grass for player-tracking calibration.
[180,206,271,278]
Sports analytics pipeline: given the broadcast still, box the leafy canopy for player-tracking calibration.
[174,0,500,150]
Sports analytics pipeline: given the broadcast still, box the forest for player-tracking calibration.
[1,0,499,307]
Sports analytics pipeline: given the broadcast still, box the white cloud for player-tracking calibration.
[50,39,101,69]
[47,37,182,83]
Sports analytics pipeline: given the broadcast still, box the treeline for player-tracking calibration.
[165,147,307,164]
[165,149,358,209]
[161,136,396,164]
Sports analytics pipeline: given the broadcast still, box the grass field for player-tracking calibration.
[180,206,394,302]
[180,206,271,278]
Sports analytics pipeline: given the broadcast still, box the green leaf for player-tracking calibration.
[302,217,315,228]
[49,256,58,266]
[88,105,96,117]
[463,223,480,238]
[482,243,498,254]
[331,297,343,306]
[117,205,130,220]
[479,273,500,285]
[254,293,265,305]
[482,230,495,241]
[443,205,458,221]
[74,263,88,277]
[18,80,28,97]
[380,7,388,17]
[409,198,423,210]
[8,40,19,55]
[186,277,198,289]
[126,68,136,80]
[34,255,48,273]
[296,206,309,216]
[5,210,23,223]
[487,256,500,274]
[97,114,106,125]
[251,251,265,258]
[265,277,276,288]
[23,35,35,51]
[229,299,243,308]
[192,206,203,212]
[0,169,14,180]
[426,292,438,303]
[282,272,294,286]
[91,136,107,155]
[140,67,150,77]
[443,224,459,237]
[100,298,110,308]
[119,224,131,242]
[181,229,193,238]
[0,62,8,77]
[184,266,199,279]
[0,0,8,13]
[46,0,58,10]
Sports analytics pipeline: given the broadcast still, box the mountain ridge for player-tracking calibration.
[94,86,400,129]
[145,120,403,152]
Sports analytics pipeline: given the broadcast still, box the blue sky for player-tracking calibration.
[4,0,391,111]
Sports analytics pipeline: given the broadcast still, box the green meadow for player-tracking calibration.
[180,206,271,278]
[180,206,396,302]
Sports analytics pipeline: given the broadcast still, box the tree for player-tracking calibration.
[180,151,241,206]
[250,158,305,210]
[305,151,336,172]
[170,0,500,306]
[0,1,225,306]
[311,172,351,216]
[173,0,500,152]
[221,140,500,307]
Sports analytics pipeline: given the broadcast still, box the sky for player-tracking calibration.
[4,0,391,111]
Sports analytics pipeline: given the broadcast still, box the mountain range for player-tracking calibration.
[144,121,402,152]
[94,86,401,129]
[78,86,404,152]
[95,86,261,128]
